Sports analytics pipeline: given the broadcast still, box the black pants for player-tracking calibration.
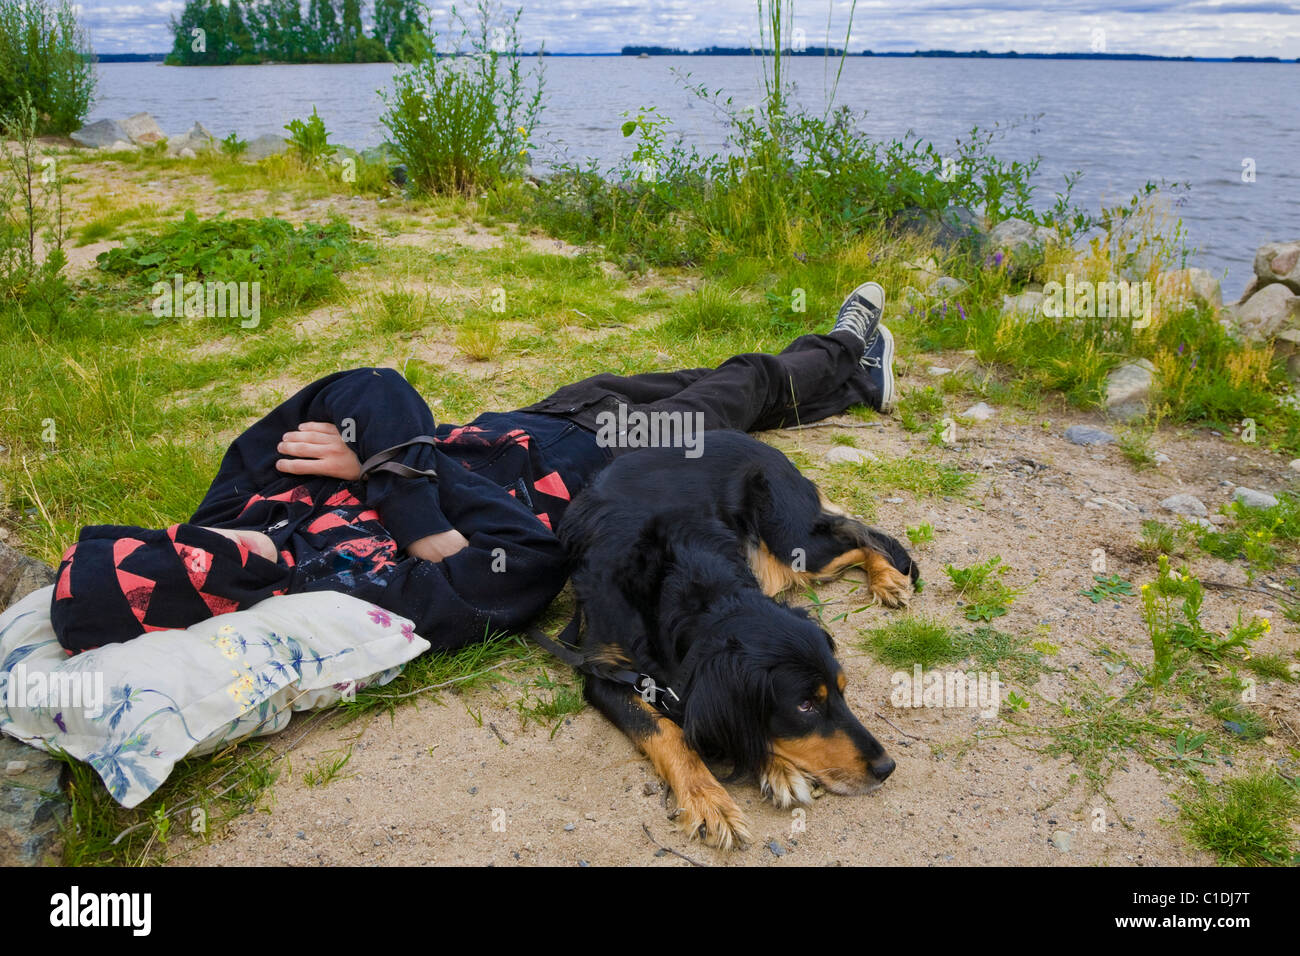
[520,331,877,442]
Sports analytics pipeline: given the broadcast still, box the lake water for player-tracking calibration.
[88,57,1300,295]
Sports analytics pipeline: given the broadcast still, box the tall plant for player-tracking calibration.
[379,1,544,195]
[0,0,96,134]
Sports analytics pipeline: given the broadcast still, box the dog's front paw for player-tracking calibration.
[760,755,814,808]
[870,564,912,608]
[671,781,752,850]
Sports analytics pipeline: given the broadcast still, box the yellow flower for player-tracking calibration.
[516,126,527,136]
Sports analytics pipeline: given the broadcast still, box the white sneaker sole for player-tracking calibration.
[876,324,896,414]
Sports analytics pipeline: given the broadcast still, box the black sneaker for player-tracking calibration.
[831,281,885,350]
[861,323,896,414]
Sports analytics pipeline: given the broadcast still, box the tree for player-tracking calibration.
[0,0,96,131]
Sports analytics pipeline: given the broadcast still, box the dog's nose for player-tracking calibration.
[870,756,896,781]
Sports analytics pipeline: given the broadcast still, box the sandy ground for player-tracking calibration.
[175,382,1299,867]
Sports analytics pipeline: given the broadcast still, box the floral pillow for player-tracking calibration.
[0,587,429,808]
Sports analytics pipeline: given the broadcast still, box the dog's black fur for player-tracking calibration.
[556,430,918,848]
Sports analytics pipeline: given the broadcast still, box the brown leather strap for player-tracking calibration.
[358,435,439,482]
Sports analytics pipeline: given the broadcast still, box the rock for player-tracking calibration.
[1233,487,1278,509]
[244,133,290,161]
[1160,493,1208,518]
[824,446,878,465]
[767,840,786,858]
[0,737,65,866]
[0,542,55,611]
[1050,830,1072,852]
[166,122,216,156]
[69,118,130,149]
[898,286,927,312]
[927,276,968,298]
[1154,452,1171,465]
[902,257,941,287]
[988,217,1057,274]
[5,761,28,775]
[926,366,952,377]
[1105,359,1156,422]
[1156,268,1222,312]
[178,147,196,160]
[961,402,996,421]
[890,205,983,252]
[1254,240,1300,295]
[106,141,137,152]
[1064,425,1116,446]
[1231,282,1300,342]
[120,112,164,145]
[1290,459,1300,473]
[1237,276,1260,305]
[1001,291,1045,319]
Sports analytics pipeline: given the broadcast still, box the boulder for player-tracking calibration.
[1156,268,1222,313]
[927,276,968,298]
[166,122,216,156]
[120,112,164,145]
[1105,359,1156,422]
[988,217,1057,274]
[1253,240,1300,294]
[244,133,290,161]
[902,256,942,288]
[1160,493,1207,518]
[1065,425,1116,446]
[1233,487,1278,510]
[69,118,130,149]
[0,738,65,867]
[1001,291,1045,319]
[1231,282,1300,342]
[0,542,55,610]
[890,205,983,252]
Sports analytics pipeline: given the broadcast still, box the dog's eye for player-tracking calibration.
[797,700,815,713]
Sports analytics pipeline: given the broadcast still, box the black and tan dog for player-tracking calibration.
[547,430,918,850]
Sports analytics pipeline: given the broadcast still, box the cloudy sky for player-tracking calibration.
[76,0,1300,58]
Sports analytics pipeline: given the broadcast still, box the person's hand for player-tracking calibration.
[406,529,470,563]
[275,422,363,480]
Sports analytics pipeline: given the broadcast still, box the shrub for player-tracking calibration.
[0,0,96,134]
[379,0,543,195]
[284,107,337,168]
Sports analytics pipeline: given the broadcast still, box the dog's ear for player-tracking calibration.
[682,645,772,777]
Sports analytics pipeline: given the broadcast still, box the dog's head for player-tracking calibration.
[680,597,895,800]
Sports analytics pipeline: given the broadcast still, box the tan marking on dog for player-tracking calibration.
[760,752,814,808]
[586,643,633,668]
[633,698,751,850]
[836,671,847,694]
[772,730,875,795]
[863,550,911,608]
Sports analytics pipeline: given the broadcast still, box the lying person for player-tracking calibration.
[50,283,897,654]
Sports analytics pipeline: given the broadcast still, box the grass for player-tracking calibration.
[861,616,1048,685]
[1179,771,1299,866]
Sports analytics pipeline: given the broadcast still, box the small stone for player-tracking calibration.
[5,761,28,775]
[179,147,197,160]
[1050,830,1072,852]
[296,830,306,840]
[961,402,996,421]
[767,841,786,857]
[927,366,952,377]
[642,782,661,796]
[883,497,904,504]
[824,446,878,465]
[1160,493,1208,518]
[1222,721,1245,737]
[563,823,576,831]
[927,276,968,298]
[1105,359,1156,422]
[1289,459,1300,473]
[1065,425,1116,446]
[1154,452,1171,465]
[1233,487,1278,509]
